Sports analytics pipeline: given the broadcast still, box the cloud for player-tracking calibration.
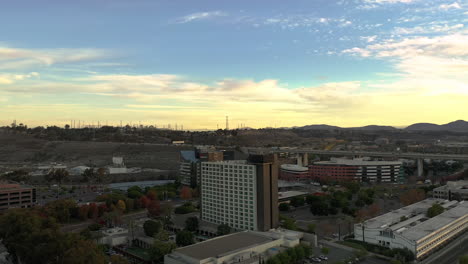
[393,24,464,35]
[439,2,461,10]
[0,46,109,70]
[0,72,39,84]
[174,11,227,24]
[361,36,378,43]
[359,0,417,9]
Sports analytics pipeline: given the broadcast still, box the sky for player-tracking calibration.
[0,0,467,129]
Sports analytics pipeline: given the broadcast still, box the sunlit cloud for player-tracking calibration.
[174,11,227,24]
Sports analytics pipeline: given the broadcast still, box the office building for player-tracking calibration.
[279,164,309,181]
[180,148,236,188]
[164,229,303,264]
[200,154,278,231]
[310,158,403,183]
[433,180,468,200]
[354,198,468,260]
[0,183,37,211]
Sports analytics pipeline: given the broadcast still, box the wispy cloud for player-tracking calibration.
[440,2,462,10]
[0,46,110,70]
[174,11,227,24]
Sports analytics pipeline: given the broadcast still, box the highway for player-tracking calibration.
[248,148,468,161]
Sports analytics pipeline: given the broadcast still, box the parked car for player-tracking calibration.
[319,255,328,260]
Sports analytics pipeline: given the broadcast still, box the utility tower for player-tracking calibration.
[226,116,229,130]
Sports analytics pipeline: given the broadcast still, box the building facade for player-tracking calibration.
[279,164,309,181]
[310,158,403,183]
[433,180,468,200]
[0,183,36,211]
[354,198,468,260]
[200,154,279,231]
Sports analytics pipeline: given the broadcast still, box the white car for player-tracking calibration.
[319,255,328,260]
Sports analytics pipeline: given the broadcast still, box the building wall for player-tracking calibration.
[310,163,401,183]
[0,185,36,211]
[201,162,258,231]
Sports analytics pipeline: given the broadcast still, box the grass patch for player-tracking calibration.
[125,247,151,261]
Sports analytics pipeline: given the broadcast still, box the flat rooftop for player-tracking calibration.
[360,198,468,242]
[362,198,447,229]
[278,191,308,200]
[174,231,274,260]
[402,201,468,241]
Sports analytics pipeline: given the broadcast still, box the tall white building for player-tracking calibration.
[354,198,468,260]
[200,155,279,232]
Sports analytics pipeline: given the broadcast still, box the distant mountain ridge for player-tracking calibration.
[405,120,468,132]
[296,120,468,132]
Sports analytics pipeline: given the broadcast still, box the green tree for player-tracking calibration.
[295,245,305,260]
[427,203,444,218]
[143,220,162,237]
[321,247,330,255]
[149,240,176,263]
[176,230,194,246]
[62,239,106,264]
[185,216,199,232]
[127,186,143,199]
[459,255,468,264]
[290,196,305,207]
[307,223,316,233]
[279,203,290,211]
[217,223,231,236]
[46,168,69,184]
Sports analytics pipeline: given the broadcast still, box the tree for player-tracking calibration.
[43,199,77,223]
[62,239,106,264]
[147,190,157,200]
[217,224,231,236]
[185,217,199,232]
[149,240,176,263]
[127,186,143,198]
[459,255,468,264]
[88,203,99,219]
[180,186,193,200]
[400,189,425,206]
[79,205,90,220]
[290,196,305,207]
[279,203,290,211]
[307,223,316,233]
[147,200,161,218]
[139,196,150,208]
[116,200,126,212]
[321,247,330,255]
[46,168,69,184]
[81,168,95,182]
[143,220,162,237]
[176,230,194,246]
[155,229,170,241]
[310,200,329,216]
[427,203,445,218]
[110,255,130,264]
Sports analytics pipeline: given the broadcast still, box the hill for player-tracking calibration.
[405,120,468,132]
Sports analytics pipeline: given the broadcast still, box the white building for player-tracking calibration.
[98,227,129,247]
[354,198,468,260]
[200,155,279,232]
[433,180,468,200]
[201,161,258,231]
[164,229,303,264]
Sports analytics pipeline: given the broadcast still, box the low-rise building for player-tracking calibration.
[98,227,129,247]
[0,183,36,211]
[433,180,468,200]
[354,198,468,260]
[164,229,303,264]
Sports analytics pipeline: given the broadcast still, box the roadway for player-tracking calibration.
[248,148,468,161]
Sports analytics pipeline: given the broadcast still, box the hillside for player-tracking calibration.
[405,120,468,132]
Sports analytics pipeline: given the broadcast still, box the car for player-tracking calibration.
[319,255,328,260]
[312,258,322,262]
